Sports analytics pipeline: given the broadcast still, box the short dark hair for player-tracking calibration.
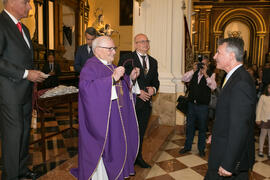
[263,83,270,96]
[218,37,244,62]
[47,51,55,57]
[85,27,97,36]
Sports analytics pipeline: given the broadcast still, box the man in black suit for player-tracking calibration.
[42,52,61,89]
[118,33,160,168]
[205,37,257,179]
[74,27,97,73]
[0,0,48,179]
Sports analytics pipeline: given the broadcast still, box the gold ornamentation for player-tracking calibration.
[135,0,144,16]
[228,31,241,38]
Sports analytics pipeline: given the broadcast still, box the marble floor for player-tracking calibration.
[0,103,270,179]
[37,128,270,180]
[144,132,270,180]
[0,103,79,179]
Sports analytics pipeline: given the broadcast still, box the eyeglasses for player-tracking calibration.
[136,40,150,44]
[98,46,117,51]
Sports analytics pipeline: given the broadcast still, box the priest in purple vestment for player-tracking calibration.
[71,36,140,180]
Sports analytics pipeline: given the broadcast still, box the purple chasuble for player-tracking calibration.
[70,56,139,180]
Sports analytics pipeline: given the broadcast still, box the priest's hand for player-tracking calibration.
[130,67,140,80]
[139,90,151,102]
[113,66,125,81]
[27,70,48,83]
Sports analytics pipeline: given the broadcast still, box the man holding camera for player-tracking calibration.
[179,56,216,157]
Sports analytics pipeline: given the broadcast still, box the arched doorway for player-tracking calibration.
[213,8,267,66]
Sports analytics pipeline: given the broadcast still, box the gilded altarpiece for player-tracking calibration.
[193,0,270,66]
[32,0,90,70]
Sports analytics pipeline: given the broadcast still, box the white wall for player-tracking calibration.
[133,0,186,94]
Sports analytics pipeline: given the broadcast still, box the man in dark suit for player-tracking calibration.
[42,52,61,89]
[205,37,257,179]
[74,27,97,73]
[118,33,160,168]
[0,0,48,179]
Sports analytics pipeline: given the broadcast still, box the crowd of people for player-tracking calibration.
[72,31,270,179]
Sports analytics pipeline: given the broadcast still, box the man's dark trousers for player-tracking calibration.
[136,102,152,160]
[184,102,208,152]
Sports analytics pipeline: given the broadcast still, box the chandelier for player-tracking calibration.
[135,0,144,16]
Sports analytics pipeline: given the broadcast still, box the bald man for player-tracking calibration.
[0,0,48,179]
[71,36,140,180]
[118,33,160,168]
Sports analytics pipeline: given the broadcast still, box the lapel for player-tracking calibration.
[221,66,243,91]
[132,51,143,68]
[132,51,148,79]
[84,44,92,58]
[21,24,32,51]
[2,11,32,52]
[148,55,153,74]
[21,24,33,52]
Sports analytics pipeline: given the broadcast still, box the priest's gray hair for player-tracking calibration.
[92,36,113,52]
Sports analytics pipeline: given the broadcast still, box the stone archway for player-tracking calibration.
[213,8,267,66]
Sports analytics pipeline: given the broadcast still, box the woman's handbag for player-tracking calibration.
[176,95,189,115]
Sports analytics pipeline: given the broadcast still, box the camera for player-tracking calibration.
[197,54,204,69]
[197,62,204,69]
[198,54,203,62]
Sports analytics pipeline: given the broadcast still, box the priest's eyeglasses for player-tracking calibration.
[98,46,117,51]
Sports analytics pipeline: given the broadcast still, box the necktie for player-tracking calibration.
[222,77,227,88]
[50,63,54,72]
[89,47,93,57]
[17,22,23,35]
[141,55,147,75]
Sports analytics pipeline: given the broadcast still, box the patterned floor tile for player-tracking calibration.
[171,134,184,141]
[177,154,207,167]
[171,139,186,147]
[164,142,180,150]
[156,151,174,162]
[156,159,187,173]
[146,164,167,179]
[191,163,208,177]
[169,168,204,180]
[251,171,267,180]
[166,148,191,158]
[146,174,175,180]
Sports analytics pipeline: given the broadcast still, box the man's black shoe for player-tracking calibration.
[179,148,190,154]
[135,158,151,168]
[19,169,38,180]
[199,151,205,157]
